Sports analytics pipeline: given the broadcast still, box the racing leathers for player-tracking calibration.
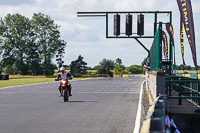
[57,72,72,96]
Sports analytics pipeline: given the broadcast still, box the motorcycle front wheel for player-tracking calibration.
[63,89,69,102]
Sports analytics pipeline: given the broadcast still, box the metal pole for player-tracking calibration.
[154,12,157,35]
[198,81,200,105]
[106,13,108,38]
[166,81,168,95]
[169,11,172,77]
[77,11,172,14]
[135,38,150,54]
[196,66,199,79]
[169,82,172,96]
[159,22,162,71]
[178,81,182,105]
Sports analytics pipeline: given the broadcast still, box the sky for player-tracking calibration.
[0,0,200,67]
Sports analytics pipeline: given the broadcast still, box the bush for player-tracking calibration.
[3,64,20,75]
[126,65,143,74]
[184,70,188,74]
[113,65,125,75]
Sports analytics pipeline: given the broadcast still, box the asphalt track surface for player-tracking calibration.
[0,77,144,133]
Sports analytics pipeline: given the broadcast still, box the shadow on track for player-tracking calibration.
[67,101,98,103]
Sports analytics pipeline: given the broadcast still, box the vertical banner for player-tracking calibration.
[177,0,197,67]
[166,23,176,65]
[166,23,175,47]
[162,31,168,59]
[180,17,186,65]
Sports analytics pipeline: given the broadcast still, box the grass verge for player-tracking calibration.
[0,78,85,88]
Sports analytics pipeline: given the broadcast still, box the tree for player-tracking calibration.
[70,55,87,75]
[31,13,66,75]
[115,58,122,66]
[2,63,20,75]
[95,58,114,77]
[125,65,143,74]
[0,60,2,74]
[0,14,31,74]
[113,65,125,75]
[0,13,67,75]
[56,42,66,69]
[113,58,125,76]
[175,64,200,71]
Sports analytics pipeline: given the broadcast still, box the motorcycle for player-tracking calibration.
[55,78,72,102]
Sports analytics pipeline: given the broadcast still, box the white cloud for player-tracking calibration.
[114,0,156,11]
[75,24,90,31]
[63,39,146,67]
[0,0,35,5]
[56,21,75,35]
[0,0,200,67]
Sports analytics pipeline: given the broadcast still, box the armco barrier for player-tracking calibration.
[73,75,81,78]
[122,74,143,78]
[175,73,200,78]
[0,75,9,80]
[81,74,99,78]
[4,75,9,80]
[140,95,167,133]
[81,74,108,78]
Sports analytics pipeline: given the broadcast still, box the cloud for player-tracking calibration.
[63,39,146,67]
[114,0,156,11]
[0,0,200,67]
[0,0,35,6]
[57,0,200,66]
[56,20,101,42]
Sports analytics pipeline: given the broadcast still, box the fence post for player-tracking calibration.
[165,81,168,95]
[169,80,172,96]
[178,80,182,105]
[194,82,197,103]
[198,81,200,105]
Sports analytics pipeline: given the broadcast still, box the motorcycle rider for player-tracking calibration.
[56,67,73,97]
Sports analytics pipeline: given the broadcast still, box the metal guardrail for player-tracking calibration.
[140,95,167,133]
[166,78,200,105]
[176,73,200,78]
[0,75,9,80]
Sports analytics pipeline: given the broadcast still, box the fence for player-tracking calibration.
[142,22,163,71]
[166,76,200,105]
[149,22,162,71]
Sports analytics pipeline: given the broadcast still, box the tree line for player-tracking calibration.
[69,55,144,77]
[0,13,66,75]
[0,13,143,76]
[174,64,200,70]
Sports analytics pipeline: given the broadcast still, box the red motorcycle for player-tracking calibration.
[55,78,72,102]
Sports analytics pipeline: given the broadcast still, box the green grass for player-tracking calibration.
[0,78,85,88]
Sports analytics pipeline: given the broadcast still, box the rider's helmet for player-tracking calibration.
[60,67,65,74]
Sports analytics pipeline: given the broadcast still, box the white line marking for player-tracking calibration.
[133,80,145,133]
[0,82,55,90]
[0,91,140,94]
